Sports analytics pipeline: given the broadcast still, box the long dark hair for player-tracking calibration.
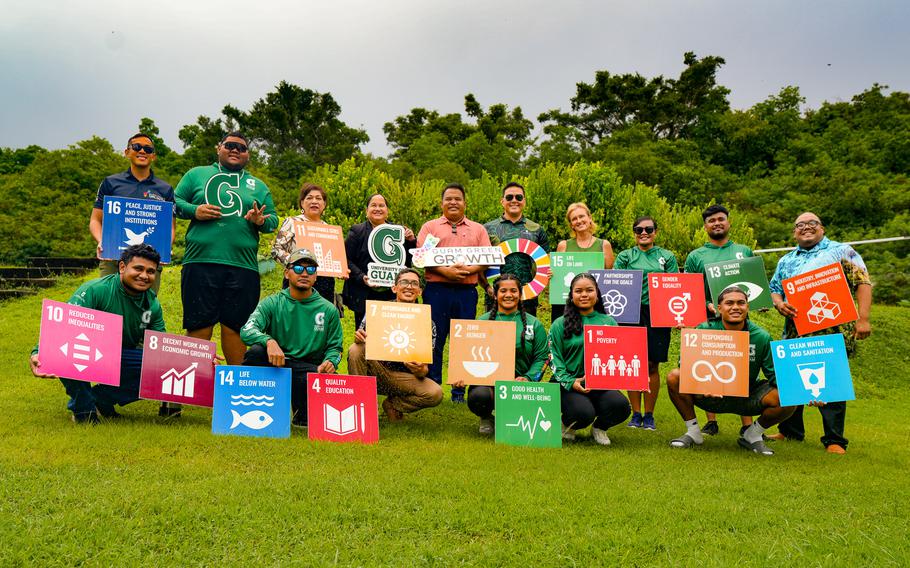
[563,272,605,338]
[488,274,528,352]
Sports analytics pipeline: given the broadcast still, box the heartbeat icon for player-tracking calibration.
[505,407,552,440]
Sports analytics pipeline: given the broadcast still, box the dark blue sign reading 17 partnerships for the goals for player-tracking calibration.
[101,196,172,263]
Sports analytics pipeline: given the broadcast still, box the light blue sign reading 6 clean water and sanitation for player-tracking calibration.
[212,365,291,438]
[771,333,855,406]
[101,196,172,263]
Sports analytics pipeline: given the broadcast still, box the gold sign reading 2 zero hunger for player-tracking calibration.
[447,319,516,386]
[364,300,433,364]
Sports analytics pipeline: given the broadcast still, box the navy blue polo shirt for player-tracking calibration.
[93,168,175,209]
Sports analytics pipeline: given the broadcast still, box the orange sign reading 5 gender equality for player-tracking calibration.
[782,262,858,336]
[292,220,349,277]
[679,328,750,397]
[364,300,433,364]
[447,319,516,386]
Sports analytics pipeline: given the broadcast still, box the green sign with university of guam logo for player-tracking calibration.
[705,256,773,310]
[548,252,605,305]
[494,381,561,448]
[366,223,407,287]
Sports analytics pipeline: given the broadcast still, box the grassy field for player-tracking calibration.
[1,268,908,566]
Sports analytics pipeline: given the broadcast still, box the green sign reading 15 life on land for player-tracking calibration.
[548,252,605,305]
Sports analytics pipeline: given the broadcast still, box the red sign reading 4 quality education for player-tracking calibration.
[648,273,707,327]
[583,325,649,391]
[139,331,217,407]
[781,262,858,336]
[307,374,379,444]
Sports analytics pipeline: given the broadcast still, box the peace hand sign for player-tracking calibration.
[244,201,270,226]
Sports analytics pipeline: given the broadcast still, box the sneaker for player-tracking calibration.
[158,403,182,418]
[451,391,466,404]
[701,420,719,436]
[627,413,643,429]
[561,425,576,441]
[592,427,611,446]
[642,414,656,431]
[478,417,494,435]
[738,436,774,456]
[72,411,100,425]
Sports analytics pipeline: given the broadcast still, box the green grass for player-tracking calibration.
[1,269,908,566]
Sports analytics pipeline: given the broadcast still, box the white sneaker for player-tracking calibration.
[592,427,612,446]
[478,417,494,435]
[561,425,576,441]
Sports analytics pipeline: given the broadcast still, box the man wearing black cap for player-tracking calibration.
[240,248,344,427]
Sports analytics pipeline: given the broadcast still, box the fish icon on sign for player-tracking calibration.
[230,410,274,430]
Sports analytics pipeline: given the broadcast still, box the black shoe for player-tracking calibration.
[292,417,308,429]
[158,403,182,418]
[72,411,100,425]
[701,421,719,436]
[96,405,122,419]
[739,424,749,436]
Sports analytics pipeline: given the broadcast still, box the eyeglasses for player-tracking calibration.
[396,280,421,289]
[290,264,318,275]
[222,141,249,153]
[504,194,524,202]
[129,143,155,154]
[633,226,656,235]
[794,220,821,230]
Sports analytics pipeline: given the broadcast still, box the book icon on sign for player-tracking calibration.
[324,403,365,436]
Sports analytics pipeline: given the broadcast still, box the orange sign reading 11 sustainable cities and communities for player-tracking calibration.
[364,300,433,364]
[679,328,750,397]
[447,319,516,386]
[781,262,858,336]
[292,220,349,278]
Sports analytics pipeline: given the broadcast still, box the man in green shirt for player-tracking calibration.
[479,182,550,316]
[684,204,755,436]
[240,248,343,427]
[29,244,166,424]
[665,287,795,456]
[174,131,279,368]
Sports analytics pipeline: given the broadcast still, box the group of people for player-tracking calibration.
[28,130,873,456]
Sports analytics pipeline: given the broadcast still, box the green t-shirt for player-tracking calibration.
[696,319,776,388]
[685,241,754,312]
[564,237,603,253]
[613,246,679,304]
[478,310,549,381]
[174,163,279,272]
[240,289,343,366]
[32,274,165,356]
[548,311,616,390]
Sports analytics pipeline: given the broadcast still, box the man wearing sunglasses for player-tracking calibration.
[89,133,176,417]
[416,183,492,403]
[348,268,442,421]
[479,182,550,316]
[240,248,343,427]
[767,211,873,454]
[174,131,279,376]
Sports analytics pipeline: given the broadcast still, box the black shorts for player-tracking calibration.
[695,381,774,417]
[634,307,671,363]
[181,263,260,332]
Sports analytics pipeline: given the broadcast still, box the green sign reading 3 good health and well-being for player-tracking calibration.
[494,381,562,448]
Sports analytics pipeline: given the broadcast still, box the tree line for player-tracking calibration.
[2,52,907,304]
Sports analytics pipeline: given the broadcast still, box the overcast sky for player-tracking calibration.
[2,0,908,156]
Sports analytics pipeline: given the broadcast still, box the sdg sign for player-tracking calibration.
[307,374,379,444]
[772,334,854,406]
[704,256,773,310]
[583,325,648,391]
[212,365,291,439]
[781,263,858,335]
[679,328,750,397]
[101,196,172,263]
[590,270,643,324]
[549,252,605,305]
[139,331,216,407]
[495,381,561,448]
[648,273,707,327]
[37,299,123,385]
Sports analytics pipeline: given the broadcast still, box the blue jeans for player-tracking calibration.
[423,282,479,397]
[59,348,143,418]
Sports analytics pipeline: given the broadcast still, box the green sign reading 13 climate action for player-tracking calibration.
[494,381,561,448]
[704,256,773,310]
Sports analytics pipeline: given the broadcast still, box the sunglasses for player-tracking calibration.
[222,141,249,153]
[396,280,421,289]
[794,220,821,230]
[290,264,318,275]
[504,194,524,202]
[633,226,656,235]
[129,143,155,154]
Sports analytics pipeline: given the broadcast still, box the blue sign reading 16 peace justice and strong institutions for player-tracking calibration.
[771,333,855,406]
[212,365,291,438]
[101,196,172,263]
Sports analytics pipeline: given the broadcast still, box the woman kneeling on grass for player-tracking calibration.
[456,274,549,435]
[549,273,632,446]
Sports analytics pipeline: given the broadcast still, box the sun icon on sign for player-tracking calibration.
[382,324,415,356]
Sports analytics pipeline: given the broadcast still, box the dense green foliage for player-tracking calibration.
[6,53,908,302]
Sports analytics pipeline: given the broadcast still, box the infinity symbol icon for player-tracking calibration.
[691,360,737,384]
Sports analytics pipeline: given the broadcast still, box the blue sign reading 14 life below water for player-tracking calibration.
[101,196,172,263]
[212,365,291,438]
[771,333,855,406]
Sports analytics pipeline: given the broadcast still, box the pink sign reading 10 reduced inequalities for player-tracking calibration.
[37,299,123,385]
[139,331,217,407]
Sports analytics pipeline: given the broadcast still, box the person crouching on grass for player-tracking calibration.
[666,286,795,456]
[455,273,549,435]
[548,273,631,446]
